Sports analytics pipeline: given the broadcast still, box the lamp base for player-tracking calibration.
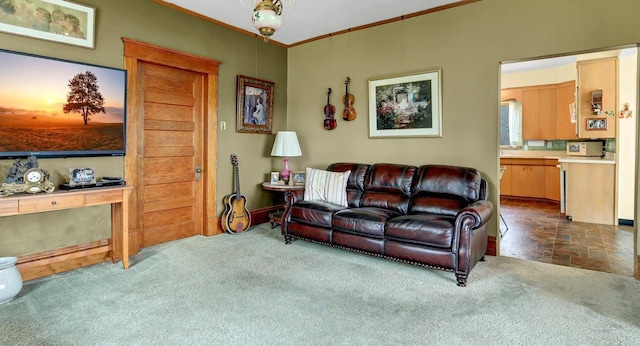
[281,157,290,184]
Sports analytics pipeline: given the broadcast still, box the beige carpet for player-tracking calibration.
[1,223,639,345]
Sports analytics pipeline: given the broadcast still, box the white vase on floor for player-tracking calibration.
[0,257,23,304]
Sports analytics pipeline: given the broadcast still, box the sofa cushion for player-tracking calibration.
[290,200,346,228]
[332,207,401,238]
[410,165,481,216]
[304,167,351,207]
[360,163,415,214]
[327,163,370,208]
[385,214,455,248]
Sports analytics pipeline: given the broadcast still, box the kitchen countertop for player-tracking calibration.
[501,150,615,164]
[557,157,615,164]
[500,150,566,159]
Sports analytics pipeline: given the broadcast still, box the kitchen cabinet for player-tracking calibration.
[544,161,561,201]
[561,160,615,225]
[504,82,574,141]
[501,88,523,102]
[556,81,577,139]
[577,58,617,139]
[522,86,557,140]
[500,165,512,196]
[500,158,560,201]
[511,164,545,198]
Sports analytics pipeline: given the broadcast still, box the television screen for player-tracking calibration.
[0,48,126,158]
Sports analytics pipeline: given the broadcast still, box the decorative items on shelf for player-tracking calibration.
[0,156,54,197]
[69,167,96,186]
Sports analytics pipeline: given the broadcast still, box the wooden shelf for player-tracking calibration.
[0,186,132,280]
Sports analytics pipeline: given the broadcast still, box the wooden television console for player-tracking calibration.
[0,186,132,280]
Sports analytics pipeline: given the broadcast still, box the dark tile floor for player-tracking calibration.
[499,197,635,277]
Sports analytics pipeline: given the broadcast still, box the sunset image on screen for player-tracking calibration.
[0,50,126,154]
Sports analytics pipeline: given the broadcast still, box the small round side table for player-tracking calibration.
[261,182,304,228]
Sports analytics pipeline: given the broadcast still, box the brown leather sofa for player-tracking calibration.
[281,163,494,286]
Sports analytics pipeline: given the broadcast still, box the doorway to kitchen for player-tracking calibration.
[498,46,638,277]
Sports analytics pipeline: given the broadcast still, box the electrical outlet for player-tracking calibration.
[546,141,553,149]
[220,121,226,130]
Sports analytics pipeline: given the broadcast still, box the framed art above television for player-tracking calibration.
[0,0,96,49]
[0,48,127,158]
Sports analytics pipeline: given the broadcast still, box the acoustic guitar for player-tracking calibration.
[222,154,251,234]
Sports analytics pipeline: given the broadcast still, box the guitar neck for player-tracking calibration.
[235,165,241,195]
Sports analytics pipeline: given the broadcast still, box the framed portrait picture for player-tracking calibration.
[368,70,442,138]
[291,171,306,186]
[0,0,95,49]
[236,75,274,134]
[586,118,607,131]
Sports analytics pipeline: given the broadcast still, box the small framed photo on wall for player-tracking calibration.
[586,118,607,131]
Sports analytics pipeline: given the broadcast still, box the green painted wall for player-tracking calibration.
[0,0,287,256]
[287,0,640,254]
[2,0,639,260]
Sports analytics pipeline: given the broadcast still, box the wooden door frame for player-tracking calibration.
[122,38,221,254]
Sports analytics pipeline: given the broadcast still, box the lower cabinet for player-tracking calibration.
[500,158,560,201]
[511,164,545,198]
[544,163,561,201]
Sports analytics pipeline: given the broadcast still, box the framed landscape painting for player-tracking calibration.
[368,70,442,138]
[0,0,95,49]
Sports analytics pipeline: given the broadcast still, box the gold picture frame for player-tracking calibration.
[0,0,95,49]
[368,70,442,138]
[236,75,275,134]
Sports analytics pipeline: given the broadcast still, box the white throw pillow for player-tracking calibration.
[304,167,351,207]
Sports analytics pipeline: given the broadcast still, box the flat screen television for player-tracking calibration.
[0,48,126,158]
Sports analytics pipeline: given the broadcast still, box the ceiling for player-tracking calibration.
[161,0,468,46]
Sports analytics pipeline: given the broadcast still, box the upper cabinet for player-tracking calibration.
[522,85,557,140]
[556,81,577,139]
[577,58,618,139]
[502,81,576,141]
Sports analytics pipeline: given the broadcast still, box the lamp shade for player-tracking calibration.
[271,131,302,157]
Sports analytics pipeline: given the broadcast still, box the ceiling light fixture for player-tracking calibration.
[252,0,282,41]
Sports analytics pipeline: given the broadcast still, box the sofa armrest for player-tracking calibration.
[457,200,494,230]
[453,200,493,284]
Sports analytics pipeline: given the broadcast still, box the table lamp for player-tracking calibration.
[270,131,302,184]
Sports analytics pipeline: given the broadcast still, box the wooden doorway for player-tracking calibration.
[123,38,221,254]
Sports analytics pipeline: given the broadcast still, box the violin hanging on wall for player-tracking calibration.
[342,77,357,121]
[323,88,337,130]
